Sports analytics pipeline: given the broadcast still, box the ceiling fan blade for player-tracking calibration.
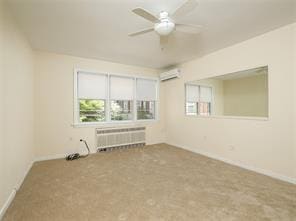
[175,23,202,34]
[132,8,159,23]
[171,0,198,19]
[129,27,154,37]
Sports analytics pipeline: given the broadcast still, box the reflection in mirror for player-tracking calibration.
[185,66,268,118]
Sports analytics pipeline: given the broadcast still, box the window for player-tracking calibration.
[136,79,157,120]
[110,76,134,121]
[186,84,199,115]
[185,84,212,116]
[78,72,107,122]
[75,70,158,125]
[199,86,212,116]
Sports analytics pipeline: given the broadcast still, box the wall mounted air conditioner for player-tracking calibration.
[160,68,181,81]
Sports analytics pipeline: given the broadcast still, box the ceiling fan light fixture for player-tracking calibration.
[154,21,175,36]
[129,0,201,45]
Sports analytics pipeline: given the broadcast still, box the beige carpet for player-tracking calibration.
[3,144,296,221]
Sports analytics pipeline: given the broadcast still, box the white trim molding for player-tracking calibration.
[15,161,34,191]
[34,154,66,162]
[0,189,16,221]
[167,142,296,185]
[1,142,295,220]
[0,155,67,220]
[0,160,34,220]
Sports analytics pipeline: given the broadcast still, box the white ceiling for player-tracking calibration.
[7,0,296,69]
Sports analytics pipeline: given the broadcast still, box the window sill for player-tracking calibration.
[72,119,159,128]
[185,114,269,121]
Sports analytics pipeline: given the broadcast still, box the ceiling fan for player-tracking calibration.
[129,0,202,46]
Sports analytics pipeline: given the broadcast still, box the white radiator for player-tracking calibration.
[96,126,145,152]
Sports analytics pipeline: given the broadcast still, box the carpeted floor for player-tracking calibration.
[3,144,296,221]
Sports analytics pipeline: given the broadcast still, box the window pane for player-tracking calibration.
[199,102,211,116]
[186,102,197,115]
[111,100,133,121]
[79,99,105,122]
[137,101,155,120]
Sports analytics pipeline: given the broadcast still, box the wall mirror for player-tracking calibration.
[185,66,268,118]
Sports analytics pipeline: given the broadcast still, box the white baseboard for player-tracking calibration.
[1,144,295,220]
[34,154,66,162]
[34,150,100,162]
[0,160,34,220]
[0,189,16,220]
[167,142,296,185]
[15,161,34,190]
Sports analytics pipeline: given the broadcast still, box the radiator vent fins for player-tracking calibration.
[96,126,146,152]
[96,127,145,134]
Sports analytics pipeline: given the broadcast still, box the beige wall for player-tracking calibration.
[0,1,35,212]
[164,24,295,180]
[34,51,165,158]
[223,74,268,117]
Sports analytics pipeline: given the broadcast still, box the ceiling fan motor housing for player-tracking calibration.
[154,11,175,36]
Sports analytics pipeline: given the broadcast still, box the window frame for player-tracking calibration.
[73,68,159,127]
[185,83,213,116]
[135,77,158,122]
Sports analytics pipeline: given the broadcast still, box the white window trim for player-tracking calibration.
[73,68,159,127]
